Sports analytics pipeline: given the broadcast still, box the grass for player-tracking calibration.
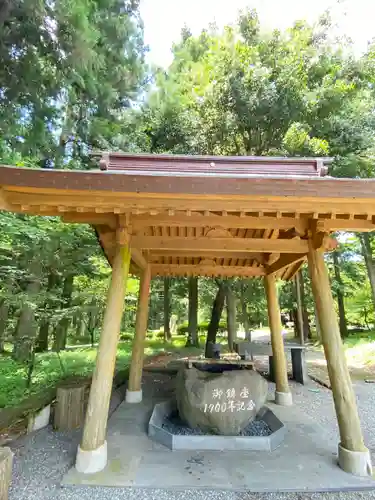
[342,331,375,369]
[311,330,375,372]
[0,337,192,409]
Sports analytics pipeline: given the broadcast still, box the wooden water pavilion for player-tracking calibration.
[0,152,374,477]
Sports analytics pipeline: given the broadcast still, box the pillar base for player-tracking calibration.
[275,391,293,406]
[338,443,372,477]
[126,389,142,403]
[75,441,107,474]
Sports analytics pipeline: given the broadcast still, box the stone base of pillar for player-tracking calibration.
[275,391,293,406]
[125,389,142,403]
[75,441,107,474]
[338,443,372,477]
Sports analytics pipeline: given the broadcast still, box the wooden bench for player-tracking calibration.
[233,341,307,384]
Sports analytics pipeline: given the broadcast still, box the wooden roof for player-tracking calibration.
[0,152,374,280]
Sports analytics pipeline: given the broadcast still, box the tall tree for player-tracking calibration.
[359,234,375,313]
[294,271,304,345]
[12,257,42,362]
[205,283,226,357]
[332,251,348,339]
[226,283,236,352]
[0,0,146,166]
[163,277,171,342]
[186,277,199,347]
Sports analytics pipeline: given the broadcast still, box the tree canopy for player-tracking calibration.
[1,5,375,371]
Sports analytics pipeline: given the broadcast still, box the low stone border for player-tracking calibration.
[27,404,51,433]
[148,400,286,451]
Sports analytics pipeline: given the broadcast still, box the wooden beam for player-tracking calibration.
[63,213,117,228]
[280,260,305,281]
[132,236,308,254]
[151,264,265,278]
[266,254,307,275]
[131,248,147,271]
[309,220,338,251]
[317,218,375,233]
[131,213,307,233]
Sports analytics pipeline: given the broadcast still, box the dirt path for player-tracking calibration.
[248,328,375,387]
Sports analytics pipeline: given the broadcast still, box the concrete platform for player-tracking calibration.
[62,375,375,492]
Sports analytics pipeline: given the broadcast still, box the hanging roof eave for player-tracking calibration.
[0,157,375,281]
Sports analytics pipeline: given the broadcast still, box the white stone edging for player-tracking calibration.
[27,404,51,433]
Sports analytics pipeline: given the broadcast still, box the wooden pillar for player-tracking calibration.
[126,264,151,403]
[76,243,130,474]
[264,274,292,405]
[308,241,371,475]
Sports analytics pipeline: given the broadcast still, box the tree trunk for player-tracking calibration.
[226,284,236,351]
[299,270,311,340]
[163,277,171,342]
[333,251,348,339]
[186,277,199,347]
[239,281,251,342]
[0,299,9,352]
[53,274,74,352]
[75,315,83,336]
[12,259,42,363]
[87,301,97,346]
[360,233,375,312]
[295,271,304,345]
[292,308,300,339]
[205,283,226,357]
[35,271,58,352]
[35,319,50,353]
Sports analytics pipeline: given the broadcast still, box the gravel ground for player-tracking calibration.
[162,412,272,436]
[7,373,375,500]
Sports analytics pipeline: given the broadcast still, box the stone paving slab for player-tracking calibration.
[62,387,375,492]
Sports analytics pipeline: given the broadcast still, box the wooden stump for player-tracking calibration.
[54,383,86,431]
[0,447,13,500]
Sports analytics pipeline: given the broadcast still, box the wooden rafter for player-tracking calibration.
[149,250,265,263]
[5,190,375,219]
[131,213,307,233]
[151,264,265,278]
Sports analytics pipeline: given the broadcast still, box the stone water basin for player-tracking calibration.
[148,400,286,451]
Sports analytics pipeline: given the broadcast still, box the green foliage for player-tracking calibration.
[119,332,134,342]
[1,3,375,399]
[0,0,146,364]
[0,0,146,166]
[176,320,227,336]
[0,338,188,408]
